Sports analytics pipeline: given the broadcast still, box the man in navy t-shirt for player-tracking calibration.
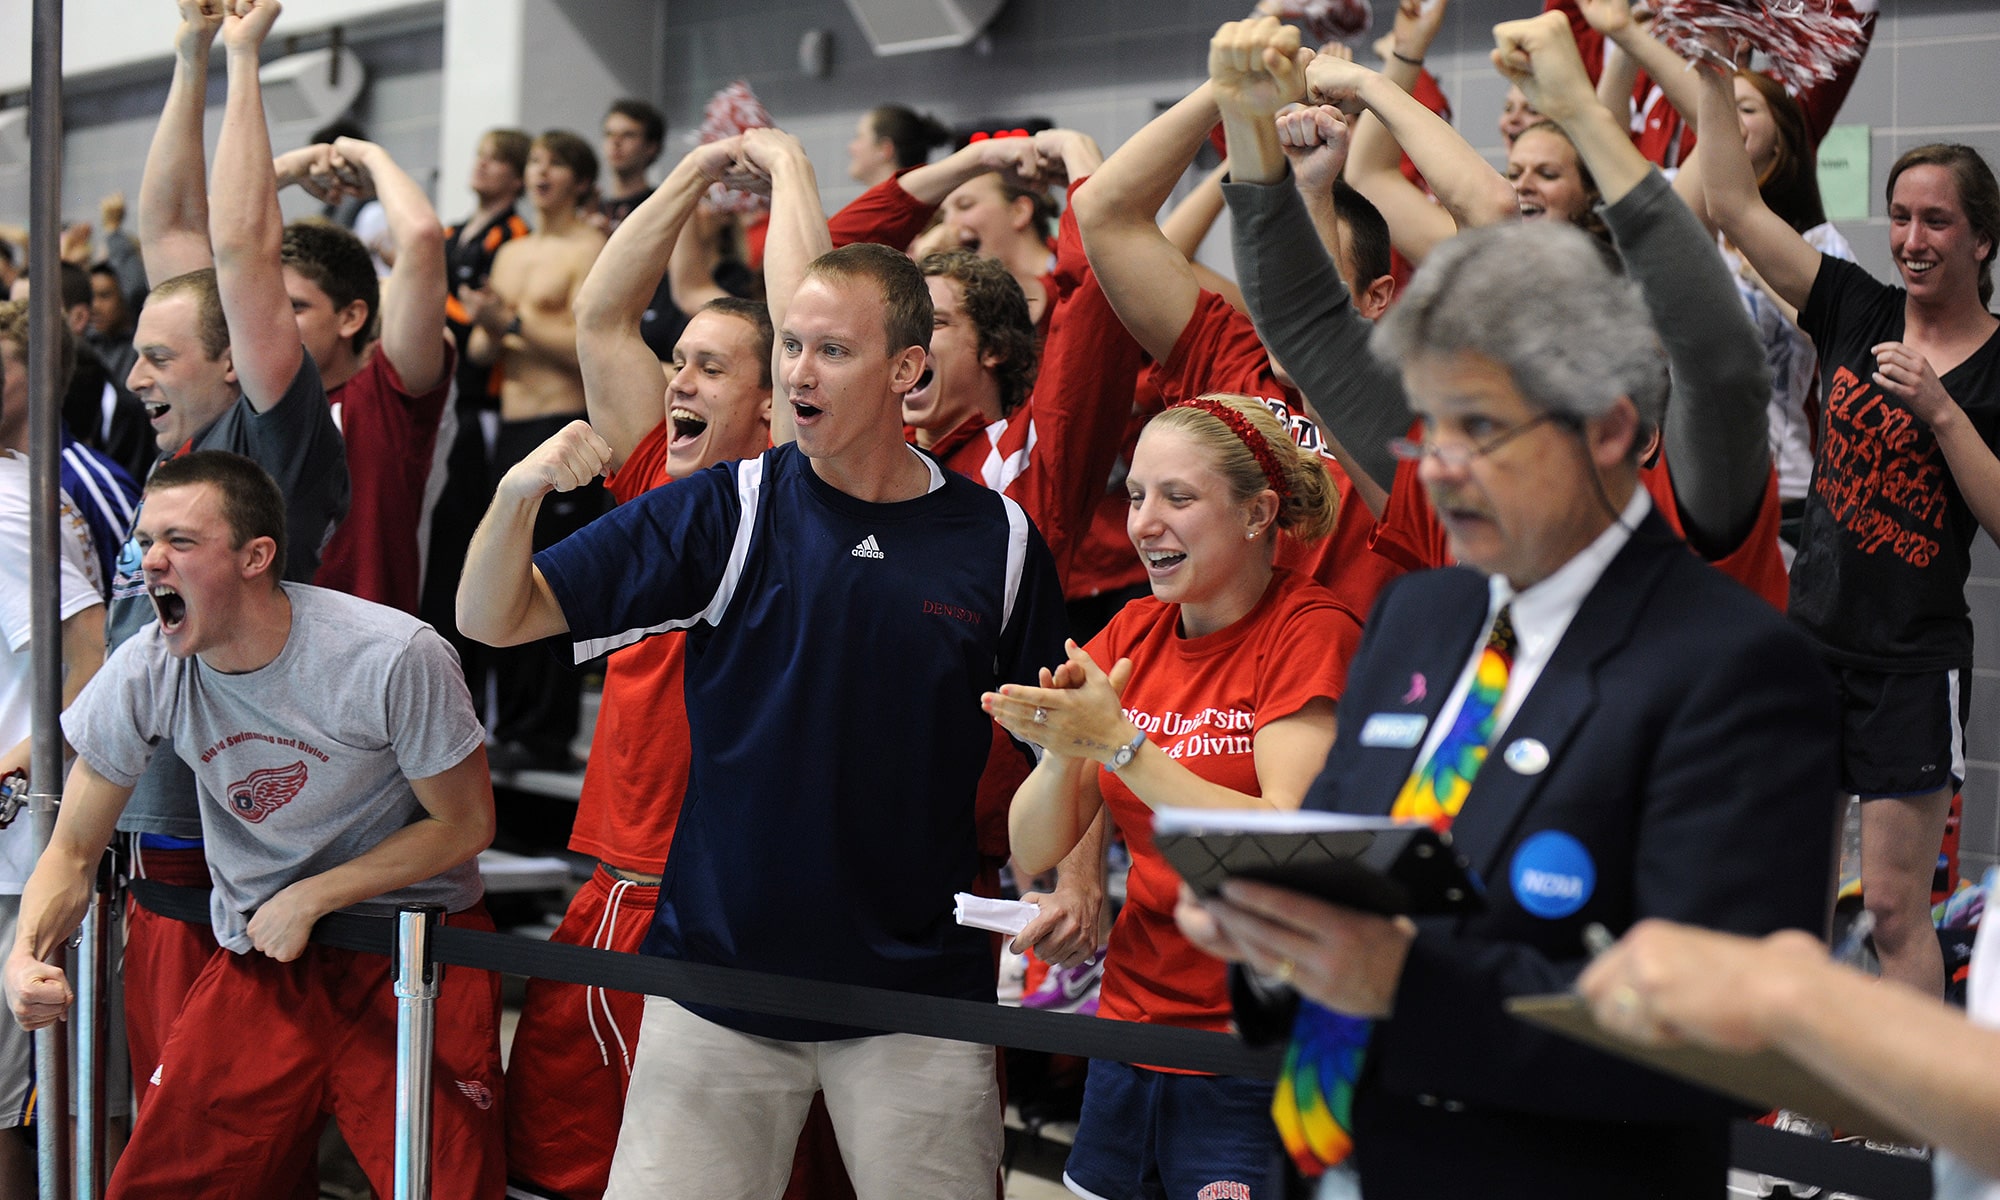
[460,241,1067,1196]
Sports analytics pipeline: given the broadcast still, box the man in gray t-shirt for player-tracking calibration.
[5,452,503,1197]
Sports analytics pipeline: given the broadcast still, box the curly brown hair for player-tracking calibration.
[917,249,1038,414]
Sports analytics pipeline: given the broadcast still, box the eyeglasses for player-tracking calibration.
[1388,411,1570,469]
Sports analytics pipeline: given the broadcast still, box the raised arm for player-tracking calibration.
[1074,83,1231,363]
[740,128,831,448]
[1310,55,1519,241]
[100,192,150,306]
[209,0,303,410]
[895,136,1050,208]
[1498,12,1772,554]
[1581,0,1702,139]
[1377,0,1450,96]
[458,420,610,647]
[1212,19,1407,496]
[1494,13,1650,206]
[138,1,225,283]
[1337,0,1477,264]
[1162,162,1231,261]
[575,139,739,466]
[666,203,732,316]
[333,137,449,393]
[1695,59,1821,311]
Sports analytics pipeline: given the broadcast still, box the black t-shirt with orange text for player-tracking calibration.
[1793,255,2000,670]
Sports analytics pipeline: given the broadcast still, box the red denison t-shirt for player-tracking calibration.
[1088,568,1362,1061]
[569,422,693,871]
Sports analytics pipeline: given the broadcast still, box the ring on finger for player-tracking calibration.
[1032,707,1048,725]
[1271,957,1296,985]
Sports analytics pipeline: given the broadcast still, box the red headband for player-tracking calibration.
[1171,397,1293,502]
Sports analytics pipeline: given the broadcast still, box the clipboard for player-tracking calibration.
[1151,810,1485,917]
[1506,994,1912,1143]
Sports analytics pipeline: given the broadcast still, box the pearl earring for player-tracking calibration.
[1246,529,1257,540]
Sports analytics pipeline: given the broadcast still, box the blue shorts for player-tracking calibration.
[1063,1059,1283,1200]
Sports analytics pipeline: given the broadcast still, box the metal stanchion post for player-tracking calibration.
[393,905,444,1200]
[28,799,66,1200]
[25,0,69,1195]
[72,854,113,1197]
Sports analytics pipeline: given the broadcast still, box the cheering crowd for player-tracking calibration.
[2,0,1999,1197]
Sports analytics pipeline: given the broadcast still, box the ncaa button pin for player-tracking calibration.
[1502,738,1549,775]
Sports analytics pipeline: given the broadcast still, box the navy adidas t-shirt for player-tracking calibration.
[536,442,1068,1039]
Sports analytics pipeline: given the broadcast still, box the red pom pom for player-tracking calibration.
[697,79,776,216]
[1650,0,1867,93]
[1257,0,1374,44]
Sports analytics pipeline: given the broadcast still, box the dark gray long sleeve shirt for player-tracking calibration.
[1223,175,1408,493]
[1224,168,1772,558]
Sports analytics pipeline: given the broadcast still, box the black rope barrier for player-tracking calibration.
[129,879,1279,1077]
[129,879,1936,1198]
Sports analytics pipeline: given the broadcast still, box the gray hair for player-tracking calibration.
[1370,221,1668,436]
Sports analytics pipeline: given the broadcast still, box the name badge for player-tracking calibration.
[1359,712,1428,749]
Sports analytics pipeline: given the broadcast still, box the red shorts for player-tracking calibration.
[123,843,219,1115]
[108,903,506,1200]
[505,867,659,1199]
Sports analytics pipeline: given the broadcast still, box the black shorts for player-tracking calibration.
[1832,665,1969,798]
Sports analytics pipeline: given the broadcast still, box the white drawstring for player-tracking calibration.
[584,877,637,1075]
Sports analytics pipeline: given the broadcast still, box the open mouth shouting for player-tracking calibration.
[669,405,710,451]
[151,583,188,633]
[144,401,171,425]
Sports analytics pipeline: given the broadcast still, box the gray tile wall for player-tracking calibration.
[21,0,2000,880]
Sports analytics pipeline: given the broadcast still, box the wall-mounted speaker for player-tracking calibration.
[257,45,367,128]
[841,0,1006,56]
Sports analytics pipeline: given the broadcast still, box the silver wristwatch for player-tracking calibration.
[1106,730,1147,773]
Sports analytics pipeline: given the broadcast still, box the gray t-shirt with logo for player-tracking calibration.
[67,584,482,951]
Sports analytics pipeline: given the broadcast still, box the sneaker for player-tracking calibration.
[1834,1136,1929,1160]
[996,947,1028,1006]
[1754,1109,1830,1198]
[1021,953,1105,1015]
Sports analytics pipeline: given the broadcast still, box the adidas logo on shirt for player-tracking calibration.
[850,535,885,560]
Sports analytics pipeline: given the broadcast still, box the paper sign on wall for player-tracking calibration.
[1818,124,1871,222]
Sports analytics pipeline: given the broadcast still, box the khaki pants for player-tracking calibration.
[604,997,1000,1200]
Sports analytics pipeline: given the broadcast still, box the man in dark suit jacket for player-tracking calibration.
[1179,219,1841,1199]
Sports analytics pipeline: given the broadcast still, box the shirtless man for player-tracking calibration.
[460,129,606,772]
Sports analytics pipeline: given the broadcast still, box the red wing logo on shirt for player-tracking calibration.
[455,1079,494,1110]
[227,761,309,824]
